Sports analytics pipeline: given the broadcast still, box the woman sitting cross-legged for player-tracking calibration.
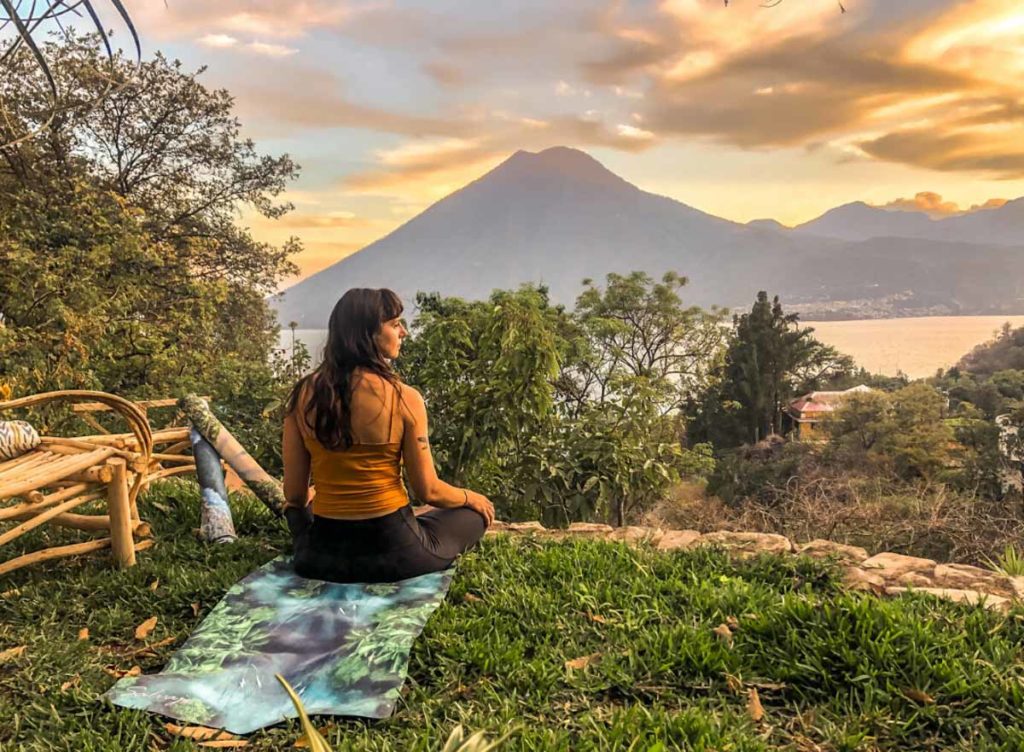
[281,287,495,583]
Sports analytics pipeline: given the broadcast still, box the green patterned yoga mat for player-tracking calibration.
[105,556,453,734]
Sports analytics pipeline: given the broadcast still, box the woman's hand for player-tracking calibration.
[465,490,495,527]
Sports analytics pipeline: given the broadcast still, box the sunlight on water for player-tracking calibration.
[801,316,1024,378]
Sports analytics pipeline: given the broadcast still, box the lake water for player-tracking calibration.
[280,316,1024,380]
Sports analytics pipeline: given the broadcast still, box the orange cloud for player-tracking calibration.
[873,191,1009,218]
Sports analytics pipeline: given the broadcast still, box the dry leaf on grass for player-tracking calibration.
[0,645,26,663]
[564,652,603,671]
[198,742,249,749]
[191,602,201,617]
[164,723,239,741]
[1,588,20,598]
[903,688,935,705]
[149,579,160,592]
[135,616,158,640]
[748,687,765,722]
[104,664,142,679]
[725,673,743,694]
[712,623,734,646]
[60,675,81,692]
[78,628,89,641]
[462,593,483,603]
[725,615,740,630]
[585,611,608,624]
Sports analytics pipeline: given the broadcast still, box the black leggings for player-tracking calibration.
[285,503,486,583]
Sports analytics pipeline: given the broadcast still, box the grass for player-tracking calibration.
[3,482,1024,750]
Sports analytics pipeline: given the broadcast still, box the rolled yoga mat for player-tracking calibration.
[177,394,285,518]
[105,556,453,733]
[190,426,237,544]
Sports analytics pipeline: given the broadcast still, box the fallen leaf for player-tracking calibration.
[60,675,81,692]
[0,645,27,663]
[748,687,765,722]
[164,723,239,741]
[135,616,158,641]
[190,602,201,617]
[149,579,160,592]
[725,615,740,630]
[903,688,935,705]
[151,501,172,513]
[564,652,603,671]
[725,673,743,694]
[462,593,483,603]
[585,612,608,624]
[198,743,249,749]
[78,628,89,641]
[104,664,142,679]
[712,623,734,646]
[294,726,335,748]
[1,588,20,598]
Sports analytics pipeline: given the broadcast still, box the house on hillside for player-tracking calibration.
[785,385,873,441]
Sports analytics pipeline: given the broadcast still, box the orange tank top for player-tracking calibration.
[300,379,409,519]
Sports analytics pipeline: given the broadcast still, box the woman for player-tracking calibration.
[282,288,495,583]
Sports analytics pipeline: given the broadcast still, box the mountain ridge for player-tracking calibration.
[273,147,1024,326]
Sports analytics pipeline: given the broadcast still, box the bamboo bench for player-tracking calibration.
[0,391,171,577]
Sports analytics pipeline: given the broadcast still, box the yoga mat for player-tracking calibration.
[105,556,453,734]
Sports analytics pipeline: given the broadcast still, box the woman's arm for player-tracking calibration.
[400,385,493,527]
[282,411,312,509]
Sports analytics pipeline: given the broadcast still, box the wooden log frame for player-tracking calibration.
[0,390,161,576]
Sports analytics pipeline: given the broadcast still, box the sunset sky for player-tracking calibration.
[119,0,1024,285]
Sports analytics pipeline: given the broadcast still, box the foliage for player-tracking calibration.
[8,482,1024,750]
[957,322,1024,377]
[691,291,854,448]
[985,544,1024,577]
[0,35,302,469]
[399,274,722,526]
[825,383,956,481]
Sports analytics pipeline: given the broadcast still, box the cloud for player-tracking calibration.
[198,34,239,48]
[422,61,467,87]
[273,211,368,229]
[873,191,1010,218]
[247,41,299,57]
[858,127,1024,178]
[126,0,358,40]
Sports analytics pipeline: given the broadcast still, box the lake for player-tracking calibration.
[280,316,1024,380]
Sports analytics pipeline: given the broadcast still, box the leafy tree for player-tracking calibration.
[693,291,853,448]
[825,383,955,481]
[0,35,301,468]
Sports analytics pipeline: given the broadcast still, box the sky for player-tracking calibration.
[111,0,1024,286]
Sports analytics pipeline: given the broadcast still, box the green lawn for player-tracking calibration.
[2,482,1024,751]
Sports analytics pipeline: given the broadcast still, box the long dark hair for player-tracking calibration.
[286,288,405,450]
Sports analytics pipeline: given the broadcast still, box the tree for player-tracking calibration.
[560,271,726,421]
[0,36,301,468]
[825,383,955,481]
[693,291,853,448]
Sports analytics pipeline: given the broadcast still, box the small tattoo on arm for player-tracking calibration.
[416,436,429,450]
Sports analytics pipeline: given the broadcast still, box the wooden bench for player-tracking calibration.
[0,391,165,576]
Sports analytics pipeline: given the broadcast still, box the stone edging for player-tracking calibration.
[485,521,1023,612]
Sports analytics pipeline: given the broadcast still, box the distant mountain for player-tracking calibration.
[273,147,1024,326]
[792,198,1024,246]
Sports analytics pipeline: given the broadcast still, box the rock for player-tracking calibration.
[897,572,935,588]
[797,540,869,565]
[697,531,793,557]
[861,552,936,580]
[567,522,613,537]
[484,520,510,536]
[657,530,703,552]
[607,526,663,546]
[1009,576,1024,600]
[885,586,1011,613]
[933,563,1012,597]
[843,566,886,593]
[507,521,546,534]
